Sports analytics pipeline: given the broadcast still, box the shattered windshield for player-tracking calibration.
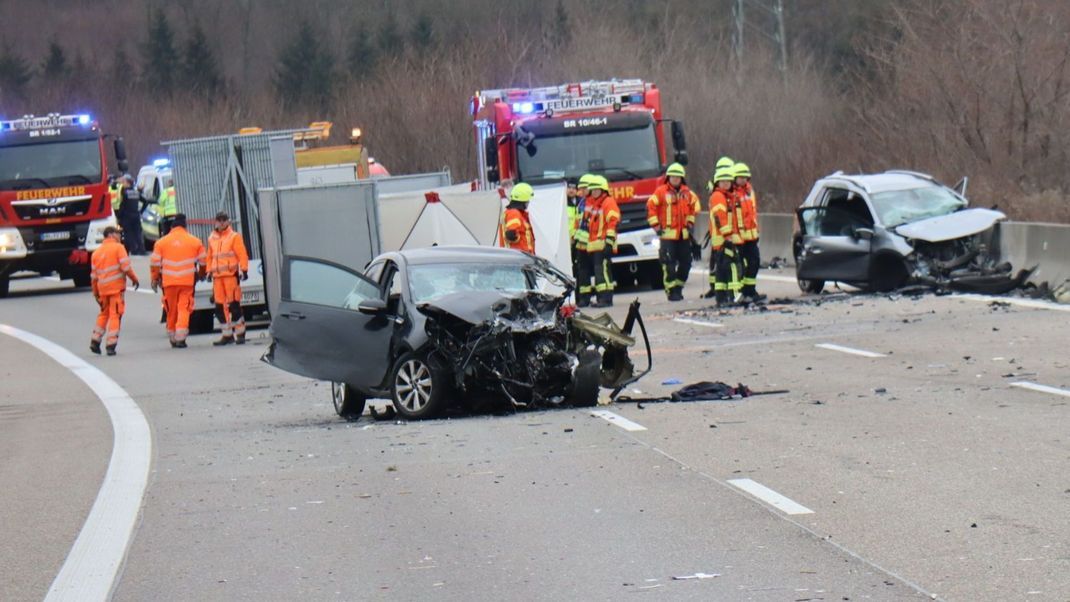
[870,185,967,228]
[409,262,540,304]
[515,124,661,184]
[0,139,102,188]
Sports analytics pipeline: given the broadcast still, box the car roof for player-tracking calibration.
[393,245,535,266]
[822,171,943,194]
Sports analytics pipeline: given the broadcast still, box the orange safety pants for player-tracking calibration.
[91,293,125,347]
[164,285,195,343]
[213,276,245,337]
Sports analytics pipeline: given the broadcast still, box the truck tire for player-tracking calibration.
[189,309,215,334]
[0,275,9,298]
[72,270,92,288]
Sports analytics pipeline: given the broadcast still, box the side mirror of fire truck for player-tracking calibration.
[484,137,500,184]
[670,121,688,166]
[114,137,129,174]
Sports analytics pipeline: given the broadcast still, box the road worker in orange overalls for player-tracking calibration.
[150,214,206,348]
[206,212,250,346]
[90,226,140,355]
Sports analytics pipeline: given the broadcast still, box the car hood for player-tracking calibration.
[417,290,563,328]
[895,208,1006,243]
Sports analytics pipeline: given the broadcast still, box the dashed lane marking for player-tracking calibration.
[0,324,153,602]
[590,409,648,432]
[728,478,814,515]
[672,317,723,328]
[1011,381,1070,398]
[954,293,1070,313]
[814,343,886,358]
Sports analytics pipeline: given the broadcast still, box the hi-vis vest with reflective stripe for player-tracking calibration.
[91,237,134,295]
[150,226,206,287]
[647,183,700,240]
[582,196,621,252]
[709,189,744,248]
[499,208,535,254]
[207,227,249,276]
[158,186,177,217]
[738,183,759,241]
[108,184,123,213]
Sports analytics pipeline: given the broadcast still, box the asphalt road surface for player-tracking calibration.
[2,259,1069,601]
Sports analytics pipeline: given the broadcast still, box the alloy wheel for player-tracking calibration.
[395,360,433,412]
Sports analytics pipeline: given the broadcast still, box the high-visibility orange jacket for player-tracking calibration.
[150,226,206,287]
[499,207,535,254]
[206,226,250,277]
[647,181,700,240]
[737,182,760,242]
[709,188,744,248]
[91,237,139,296]
[583,195,621,253]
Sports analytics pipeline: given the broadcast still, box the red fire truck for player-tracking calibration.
[471,79,689,287]
[0,113,127,297]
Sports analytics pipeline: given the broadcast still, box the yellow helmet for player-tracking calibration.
[715,156,734,170]
[713,168,734,184]
[510,182,534,202]
[666,162,686,178]
[733,162,751,179]
[589,175,610,192]
[577,173,596,190]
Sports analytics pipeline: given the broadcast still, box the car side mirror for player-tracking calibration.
[852,227,874,240]
[357,298,388,315]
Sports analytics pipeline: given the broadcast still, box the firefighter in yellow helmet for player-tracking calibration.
[577,176,620,307]
[647,163,700,301]
[733,162,765,303]
[707,166,743,306]
[567,174,595,281]
[500,183,535,254]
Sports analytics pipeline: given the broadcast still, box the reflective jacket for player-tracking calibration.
[499,207,535,254]
[206,226,250,277]
[647,181,700,240]
[709,188,744,248]
[158,186,177,217]
[150,226,206,287]
[108,184,122,213]
[91,237,138,296]
[737,182,760,242]
[583,195,621,253]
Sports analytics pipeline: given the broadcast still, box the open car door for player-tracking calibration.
[264,256,394,388]
[796,206,873,282]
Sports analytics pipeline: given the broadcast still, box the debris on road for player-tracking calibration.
[672,572,721,580]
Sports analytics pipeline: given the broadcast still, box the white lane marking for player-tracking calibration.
[954,293,1070,313]
[728,478,814,515]
[590,409,648,432]
[0,324,153,602]
[673,317,723,328]
[815,343,886,358]
[1011,381,1070,398]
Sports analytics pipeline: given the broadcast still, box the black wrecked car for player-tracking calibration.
[264,246,649,420]
[793,170,1031,294]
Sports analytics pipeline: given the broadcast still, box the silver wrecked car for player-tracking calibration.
[792,170,1031,294]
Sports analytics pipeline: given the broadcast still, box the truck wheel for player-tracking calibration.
[72,270,92,288]
[645,264,663,290]
[189,309,215,334]
[0,275,9,298]
[331,382,367,421]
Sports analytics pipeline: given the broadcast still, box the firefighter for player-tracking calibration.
[150,214,206,348]
[89,226,140,355]
[702,157,735,297]
[734,162,765,303]
[708,167,744,306]
[568,174,594,282]
[108,176,122,215]
[206,212,250,346]
[648,162,700,302]
[582,175,620,308]
[157,176,178,237]
[706,156,735,193]
[117,174,146,255]
[500,182,536,254]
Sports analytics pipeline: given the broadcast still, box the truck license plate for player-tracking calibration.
[40,231,71,241]
[242,291,260,303]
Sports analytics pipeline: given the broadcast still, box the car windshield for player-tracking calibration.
[0,139,102,188]
[870,185,967,228]
[408,262,541,304]
[516,124,661,184]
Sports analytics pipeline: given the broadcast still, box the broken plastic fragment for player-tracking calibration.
[672,572,720,580]
[662,378,683,385]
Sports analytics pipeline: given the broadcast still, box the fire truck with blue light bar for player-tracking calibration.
[471,79,689,288]
[0,113,129,297]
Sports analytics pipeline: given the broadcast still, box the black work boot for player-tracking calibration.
[715,291,732,307]
[701,286,717,299]
[90,340,101,355]
[593,293,614,308]
[669,287,684,302]
[213,336,234,347]
[235,333,246,345]
[174,340,188,349]
[106,345,117,356]
[576,293,591,308]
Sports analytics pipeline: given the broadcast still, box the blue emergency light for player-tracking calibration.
[78,114,91,125]
[512,102,536,114]
[153,158,170,167]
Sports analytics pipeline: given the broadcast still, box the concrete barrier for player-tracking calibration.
[995,221,1070,288]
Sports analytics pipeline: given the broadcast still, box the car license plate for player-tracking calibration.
[41,231,71,242]
[242,291,260,303]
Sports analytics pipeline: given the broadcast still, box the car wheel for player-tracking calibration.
[331,382,367,421]
[869,255,908,293]
[567,349,602,407]
[390,352,449,419]
[798,277,824,294]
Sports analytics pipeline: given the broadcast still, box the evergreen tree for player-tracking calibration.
[378,13,404,57]
[274,20,335,110]
[0,43,32,99]
[182,22,222,96]
[410,13,434,53]
[143,9,178,94]
[41,40,69,79]
[347,24,379,80]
